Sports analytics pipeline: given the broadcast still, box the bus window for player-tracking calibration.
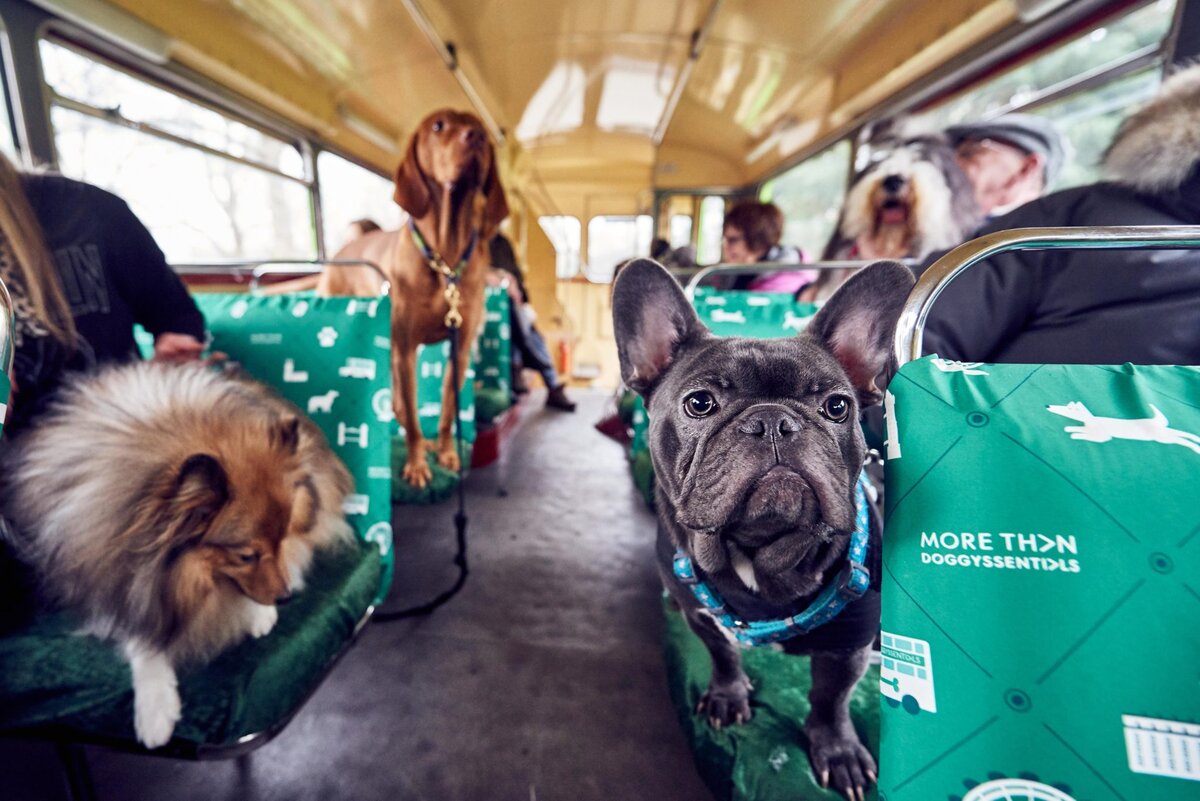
[914,0,1177,189]
[586,215,651,282]
[1029,68,1162,189]
[40,39,314,262]
[538,215,581,279]
[695,196,725,265]
[668,214,692,249]
[760,140,852,259]
[317,151,404,254]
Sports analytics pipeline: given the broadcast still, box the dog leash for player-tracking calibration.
[672,472,873,647]
[373,221,474,621]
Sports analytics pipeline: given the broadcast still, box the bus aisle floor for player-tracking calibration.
[0,388,715,801]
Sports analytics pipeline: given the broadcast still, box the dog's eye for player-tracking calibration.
[235,550,260,565]
[683,391,718,418]
[432,120,445,133]
[821,394,852,423]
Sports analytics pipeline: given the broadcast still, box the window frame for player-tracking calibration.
[27,21,394,262]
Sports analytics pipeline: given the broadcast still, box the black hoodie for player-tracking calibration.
[9,174,205,431]
[921,67,1200,366]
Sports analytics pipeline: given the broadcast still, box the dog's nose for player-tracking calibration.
[881,174,905,193]
[275,592,293,606]
[737,410,801,438]
[461,127,484,146]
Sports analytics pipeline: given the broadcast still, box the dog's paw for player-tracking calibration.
[132,670,181,749]
[696,675,753,730]
[805,722,877,801]
[435,446,460,472]
[248,603,278,638]
[402,458,433,488]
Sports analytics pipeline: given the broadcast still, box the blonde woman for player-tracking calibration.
[0,153,206,431]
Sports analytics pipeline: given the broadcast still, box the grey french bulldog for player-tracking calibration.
[612,259,914,801]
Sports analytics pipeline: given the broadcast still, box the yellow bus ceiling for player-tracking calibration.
[105,0,1017,214]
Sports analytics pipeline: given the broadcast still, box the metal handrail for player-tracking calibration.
[171,259,389,295]
[894,226,1200,366]
[0,275,13,379]
[683,259,915,297]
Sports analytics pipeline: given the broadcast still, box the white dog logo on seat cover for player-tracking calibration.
[931,358,989,376]
[782,310,810,332]
[1047,402,1200,454]
[307,390,338,414]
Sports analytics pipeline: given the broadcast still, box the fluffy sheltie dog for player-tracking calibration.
[804,132,981,300]
[1,361,353,748]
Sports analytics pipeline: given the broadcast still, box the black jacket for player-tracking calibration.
[10,174,205,430]
[920,173,1200,365]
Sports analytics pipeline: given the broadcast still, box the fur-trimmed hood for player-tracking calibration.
[1105,65,1200,193]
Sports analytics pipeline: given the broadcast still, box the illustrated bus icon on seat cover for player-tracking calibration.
[880,631,937,714]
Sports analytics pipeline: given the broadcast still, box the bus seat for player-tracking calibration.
[880,227,1200,800]
[0,291,391,758]
[880,356,1200,800]
[663,596,881,801]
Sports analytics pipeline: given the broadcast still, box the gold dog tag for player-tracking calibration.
[444,282,463,329]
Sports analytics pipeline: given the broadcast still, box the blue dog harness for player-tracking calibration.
[672,472,873,647]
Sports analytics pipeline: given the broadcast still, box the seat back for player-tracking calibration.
[193,292,394,602]
[880,226,1200,801]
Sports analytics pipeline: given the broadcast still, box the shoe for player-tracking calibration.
[546,384,576,412]
[511,371,530,395]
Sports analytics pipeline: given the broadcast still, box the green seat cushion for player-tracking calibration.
[0,539,381,749]
[474,387,511,426]
[880,357,1200,800]
[664,598,880,801]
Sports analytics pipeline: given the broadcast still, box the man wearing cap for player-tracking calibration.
[946,113,1067,218]
[919,67,1200,366]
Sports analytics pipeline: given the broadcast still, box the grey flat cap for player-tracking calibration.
[946,113,1069,186]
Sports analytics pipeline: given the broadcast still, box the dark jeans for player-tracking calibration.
[508,296,560,389]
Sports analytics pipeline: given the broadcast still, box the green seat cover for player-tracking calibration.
[195,293,394,597]
[693,287,819,338]
[879,356,1200,801]
[1,293,391,750]
[0,539,380,749]
[664,598,881,801]
[474,285,513,422]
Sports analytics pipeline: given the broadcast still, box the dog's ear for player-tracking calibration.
[612,259,706,395]
[271,415,300,455]
[480,142,509,239]
[393,128,431,219]
[806,260,914,407]
[157,454,230,550]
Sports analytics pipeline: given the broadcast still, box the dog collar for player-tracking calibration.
[408,218,478,329]
[672,471,872,647]
[407,218,477,278]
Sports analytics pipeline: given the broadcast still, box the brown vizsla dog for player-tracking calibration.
[317,109,508,487]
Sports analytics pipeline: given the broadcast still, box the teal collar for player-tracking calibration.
[672,472,872,647]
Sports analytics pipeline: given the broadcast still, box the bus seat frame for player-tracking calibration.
[894,225,1200,366]
[682,259,913,299]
